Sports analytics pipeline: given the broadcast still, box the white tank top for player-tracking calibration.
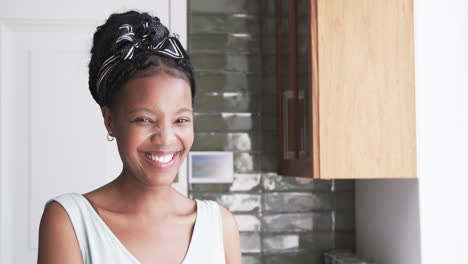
[45,193,226,264]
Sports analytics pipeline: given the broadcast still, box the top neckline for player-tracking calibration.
[74,193,200,264]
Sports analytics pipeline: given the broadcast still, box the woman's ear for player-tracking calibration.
[101,106,114,134]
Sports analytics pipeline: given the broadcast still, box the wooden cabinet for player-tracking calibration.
[277,0,417,179]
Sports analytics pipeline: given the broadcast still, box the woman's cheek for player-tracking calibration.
[179,124,194,146]
[120,125,149,152]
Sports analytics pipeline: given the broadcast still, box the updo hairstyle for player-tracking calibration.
[88,11,196,107]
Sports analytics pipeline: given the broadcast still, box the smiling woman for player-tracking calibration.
[106,74,194,186]
[36,10,241,264]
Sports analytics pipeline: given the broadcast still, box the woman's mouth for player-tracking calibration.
[140,151,181,169]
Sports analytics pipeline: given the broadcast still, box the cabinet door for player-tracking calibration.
[277,0,317,178]
[317,0,416,179]
[0,2,186,263]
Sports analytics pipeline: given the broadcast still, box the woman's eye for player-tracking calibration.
[134,117,152,123]
[176,118,190,123]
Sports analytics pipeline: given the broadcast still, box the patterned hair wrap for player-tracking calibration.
[96,17,188,98]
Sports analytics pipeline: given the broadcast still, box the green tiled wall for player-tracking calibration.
[188,0,355,263]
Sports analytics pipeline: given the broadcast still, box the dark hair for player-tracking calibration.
[88,10,196,107]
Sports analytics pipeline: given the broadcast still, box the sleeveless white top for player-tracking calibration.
[45,193,225,264]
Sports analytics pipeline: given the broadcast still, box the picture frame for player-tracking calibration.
[188,151,234,184]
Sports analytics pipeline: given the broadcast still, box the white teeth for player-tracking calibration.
[145,153,175,164]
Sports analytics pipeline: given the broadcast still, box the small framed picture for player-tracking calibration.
[188,151,234,183]
[171,157,188,196]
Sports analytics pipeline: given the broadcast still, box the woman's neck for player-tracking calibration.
[107,168,186,217]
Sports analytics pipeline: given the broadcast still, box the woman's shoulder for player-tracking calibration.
[47,192,82,203]
[191,199,235,226]
[214,203,238,235]
[42,195,73,221]
[40,192,86,236]
[212,202,242,263]
[38,194,83,263]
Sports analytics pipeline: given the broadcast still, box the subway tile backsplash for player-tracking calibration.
[189,0,355,263]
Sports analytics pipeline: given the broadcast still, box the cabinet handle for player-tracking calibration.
[283,90,296,160]
[298,90,306,158]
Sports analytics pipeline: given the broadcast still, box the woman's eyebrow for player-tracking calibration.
[176,107,193,114]
[128,107,193,115]
[128,107,154,114]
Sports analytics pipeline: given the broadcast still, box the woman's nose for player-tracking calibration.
[151,123,176,145]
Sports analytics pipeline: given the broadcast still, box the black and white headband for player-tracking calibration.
[96,21,188,97]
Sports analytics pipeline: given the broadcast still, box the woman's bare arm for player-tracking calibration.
[219,204,242,264]
[37,201,83,264]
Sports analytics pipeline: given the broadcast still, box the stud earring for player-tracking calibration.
[107,131,114,142]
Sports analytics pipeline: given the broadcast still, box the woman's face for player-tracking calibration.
[102,72,194,187]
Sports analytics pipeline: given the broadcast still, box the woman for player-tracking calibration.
[37,11,241,264]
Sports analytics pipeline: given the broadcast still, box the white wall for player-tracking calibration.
[356,0,468,263]
[356,179,421,264]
